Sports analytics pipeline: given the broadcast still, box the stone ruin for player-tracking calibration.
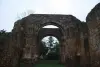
[0,3,100,67]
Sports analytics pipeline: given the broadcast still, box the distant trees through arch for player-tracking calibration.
[40,36,60,60]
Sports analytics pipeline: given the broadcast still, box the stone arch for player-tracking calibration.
[10,14,92,67]
[35,21,66,63]
[37,21,65,36]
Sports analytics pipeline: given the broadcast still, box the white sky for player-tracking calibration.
[43,25,59,28]
[0,0,100,32]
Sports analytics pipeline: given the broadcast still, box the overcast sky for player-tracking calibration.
[0,0,100,32]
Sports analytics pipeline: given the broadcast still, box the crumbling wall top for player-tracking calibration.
[86,3,100,22]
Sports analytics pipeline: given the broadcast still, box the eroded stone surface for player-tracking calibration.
[86,3,100,67]
[10,14,89,67]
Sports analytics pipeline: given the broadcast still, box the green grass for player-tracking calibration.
[35,60,64,67]
[35,63,64,67]
[20,60,64,67]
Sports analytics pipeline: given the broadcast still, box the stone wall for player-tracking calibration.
[86,3,100,67]
[10,14,90,67]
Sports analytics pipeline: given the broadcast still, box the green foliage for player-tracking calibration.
[35,60,64,67]
[21,60,64,67]
[0,29,11,48]
[41,36,60,60]
[53,42,60,54]
[40,41,48,56]
[48,36,54,47]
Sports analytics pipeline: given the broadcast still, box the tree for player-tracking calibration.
[54,41,60,54]
[40,41,48,55]
[0,29,11,46]
[40,36,60,60]
[48,36,54,47]
[0,30,12,66]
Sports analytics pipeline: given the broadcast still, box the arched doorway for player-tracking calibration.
[35,24,65,67]
[36,23,65,63]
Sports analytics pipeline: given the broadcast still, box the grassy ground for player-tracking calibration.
[35,60,64,67]
[20,60,65,67]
